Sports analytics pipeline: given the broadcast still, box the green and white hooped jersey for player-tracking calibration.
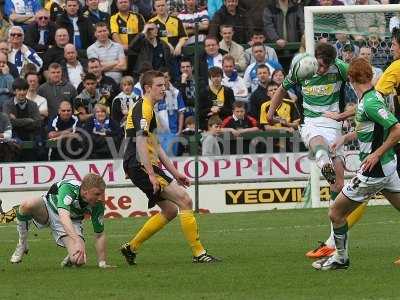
[46,179,105,233]
[283,58,348,125]
[355,88,398,177]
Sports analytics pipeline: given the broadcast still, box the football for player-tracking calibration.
[291,53,319,81]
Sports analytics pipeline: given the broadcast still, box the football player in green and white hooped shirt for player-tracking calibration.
[267,43,367,258]
[312,57,400,270]
[10,173,115,268]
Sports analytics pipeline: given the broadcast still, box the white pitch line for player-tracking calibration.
[1,220,400,244]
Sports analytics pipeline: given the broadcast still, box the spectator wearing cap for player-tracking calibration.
[87,23,127,84]
[56,0,95,50]
[24,9,57,58]
[8,26,43,76]
[209,0,251,44]
[4,0,42,29]
[263,0,304,48]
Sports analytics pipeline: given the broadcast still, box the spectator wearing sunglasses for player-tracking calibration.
[25,9,57,57]
[7,26,43,76]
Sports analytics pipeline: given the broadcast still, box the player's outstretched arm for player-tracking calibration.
[58,208,86,264]
[267,86,285,124]
[324,108,355,122]
[94,232,115,268]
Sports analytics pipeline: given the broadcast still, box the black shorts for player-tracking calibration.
[125,164,173,208]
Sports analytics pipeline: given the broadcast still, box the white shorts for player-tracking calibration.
[33,196,84,247]
[300,124,344,157]
[342,171,400,202]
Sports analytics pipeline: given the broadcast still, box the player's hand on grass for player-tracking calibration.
[149,174,160,194]
[362,152,380,172]
[72,238,86,265]
[175,173,190,188]
[98,261,117,268]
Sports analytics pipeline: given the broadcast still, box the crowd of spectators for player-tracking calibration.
[0,0,397,161]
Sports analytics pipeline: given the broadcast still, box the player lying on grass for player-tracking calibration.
[121,70,220,264]
[267,43,366,258]
[10,173,115,268]
[313,58,400,270]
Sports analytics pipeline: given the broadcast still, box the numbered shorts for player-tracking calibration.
[33,195,84,247]
[342,171,400,202]
[299,125,344,157]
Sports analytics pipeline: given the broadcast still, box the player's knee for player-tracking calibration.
[19,200,33,214]
[328,207,343,225]
[163,205,178,220]
[179,192,192,210]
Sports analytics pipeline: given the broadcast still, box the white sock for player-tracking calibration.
[325,223,336,248]
[315,148,330,169]
[16,219,29,245]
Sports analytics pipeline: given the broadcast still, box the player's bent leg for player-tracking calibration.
[306,156,344,259]
[313,193,359,270]
[11,197,48,264]
[309,136,336,184]
[161,183,221,263]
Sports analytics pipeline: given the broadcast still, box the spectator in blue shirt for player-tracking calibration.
[4,0,42,29]
[154,68,186,156]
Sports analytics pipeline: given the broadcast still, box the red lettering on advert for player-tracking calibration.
[62,165,82,181]
[235,158,252,176]
[257,157,263,176]
[118,196,132,209]
[269,157,289,175]
[89,163,115,182]
[295,154,309,174]
[33,165,56,184]
[104,212,122,218]
[129,211,148,217]
[10,166,27,185]
[214,159,231,177]
[183,159,208,178]
[105,196,118,210]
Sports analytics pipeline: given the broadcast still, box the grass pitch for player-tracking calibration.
[1,205,400,300]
